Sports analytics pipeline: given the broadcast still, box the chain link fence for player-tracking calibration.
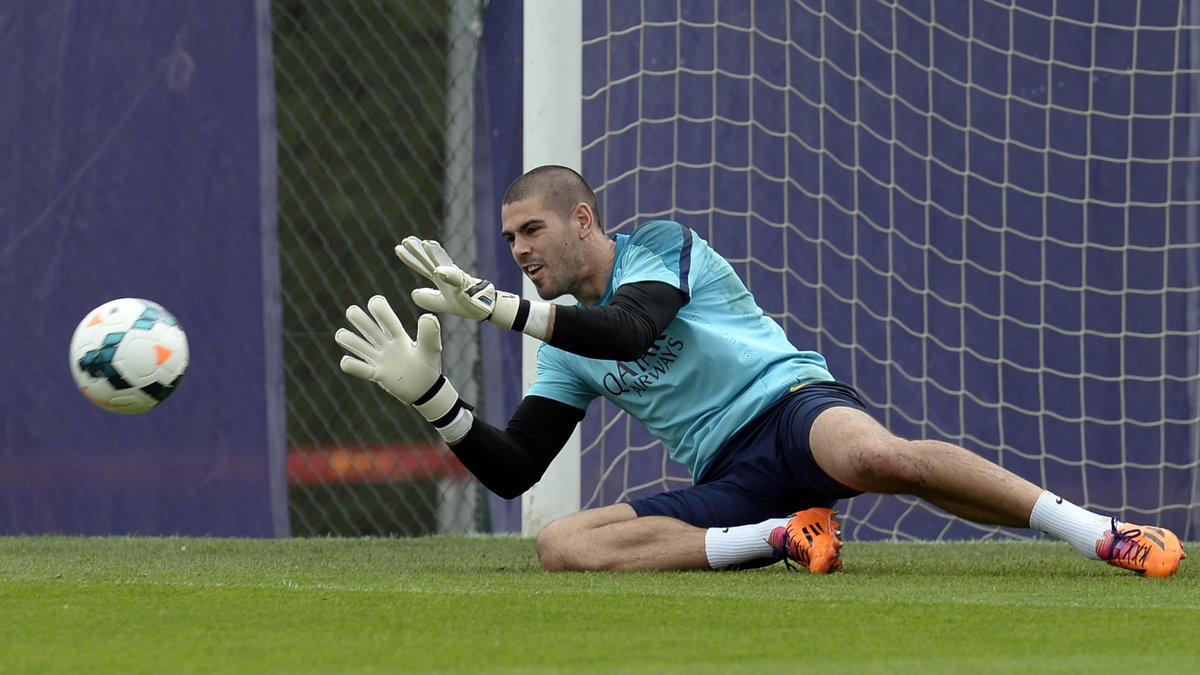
[272,0,484,536]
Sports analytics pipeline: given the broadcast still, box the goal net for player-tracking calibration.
[574,0,1200,541]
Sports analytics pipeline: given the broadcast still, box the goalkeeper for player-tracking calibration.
[336,165,1186,577]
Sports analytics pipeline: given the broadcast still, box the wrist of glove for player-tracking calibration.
[396,237,550,340]
[334,295,474,443]
[483,288,551,339]
[409,373,474,442]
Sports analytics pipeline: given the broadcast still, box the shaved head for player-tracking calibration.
[502,165,602,232]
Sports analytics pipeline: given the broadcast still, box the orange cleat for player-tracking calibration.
[767,507,844,573]
[1095,519,1186,578]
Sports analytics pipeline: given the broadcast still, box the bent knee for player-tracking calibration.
[535,517,574,572]
[534,505,637,572]
[535,512,604,572]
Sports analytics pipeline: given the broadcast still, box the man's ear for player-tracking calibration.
[573,202,595,239]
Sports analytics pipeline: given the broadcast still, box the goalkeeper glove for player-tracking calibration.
[395,236,550,340]
[335,295,473,443]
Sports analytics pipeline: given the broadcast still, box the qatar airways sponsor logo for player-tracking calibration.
[602,334,685,397]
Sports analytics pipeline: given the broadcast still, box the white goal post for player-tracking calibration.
[520,0,583,537]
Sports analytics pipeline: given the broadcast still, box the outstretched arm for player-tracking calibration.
[396,237,685,361]
[335,294,585,497]
[548,280,683,360]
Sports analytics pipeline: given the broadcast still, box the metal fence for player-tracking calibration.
[272,0,483,536]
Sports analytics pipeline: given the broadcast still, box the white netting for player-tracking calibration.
[577,0,1200,540]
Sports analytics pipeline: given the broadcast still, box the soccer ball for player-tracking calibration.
[69,298,189,414]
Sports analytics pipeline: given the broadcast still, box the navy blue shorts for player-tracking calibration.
[627,381,866,528]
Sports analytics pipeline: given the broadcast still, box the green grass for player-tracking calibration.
[1,537,1196,674]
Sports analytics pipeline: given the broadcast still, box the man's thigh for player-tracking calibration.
[544,503,637,533]
[807,404,899,492]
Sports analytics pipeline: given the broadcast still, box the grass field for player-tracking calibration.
[0,536,1195,674]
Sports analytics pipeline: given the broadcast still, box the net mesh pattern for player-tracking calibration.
[578,0,1200,540]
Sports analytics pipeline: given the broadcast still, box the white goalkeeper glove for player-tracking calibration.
[395,236,550,340]
[334,295,473,443]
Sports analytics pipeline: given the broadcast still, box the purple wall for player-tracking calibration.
[475,0,525,533]
[0,1,286,536]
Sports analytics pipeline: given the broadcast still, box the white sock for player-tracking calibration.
[704,517,790,569]
[1028,491,1116,560]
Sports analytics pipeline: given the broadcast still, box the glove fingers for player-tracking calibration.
[366,295,411,343]
[400,237,448,276]
[415,313,443,368]
[421,239,456,267]
[433,265,468,288]
[339,355,376,381]
[334,328,378,363]
[410,288,448,314]
[396,237,437,279]
[345,304,386,347]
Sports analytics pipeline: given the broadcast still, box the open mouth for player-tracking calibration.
[524,264,544,281]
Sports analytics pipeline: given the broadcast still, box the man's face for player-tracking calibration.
[500,197,587,300]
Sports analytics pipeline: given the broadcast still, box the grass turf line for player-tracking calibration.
[0,536,1195,674]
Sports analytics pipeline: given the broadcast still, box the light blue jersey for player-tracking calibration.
[527,220,834,479]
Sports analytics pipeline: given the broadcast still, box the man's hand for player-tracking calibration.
[336,295,442,403]
[395,237,551,340]
[335,295,472,442]
[395,237,511,322]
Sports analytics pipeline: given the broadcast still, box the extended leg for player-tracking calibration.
[807,405,1185,576]
[807,406,1041,526]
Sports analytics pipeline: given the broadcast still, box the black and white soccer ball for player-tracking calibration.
[69,298,189,414]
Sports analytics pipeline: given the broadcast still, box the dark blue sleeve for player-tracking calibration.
[450,395,585,499]
[549,280,685,361]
